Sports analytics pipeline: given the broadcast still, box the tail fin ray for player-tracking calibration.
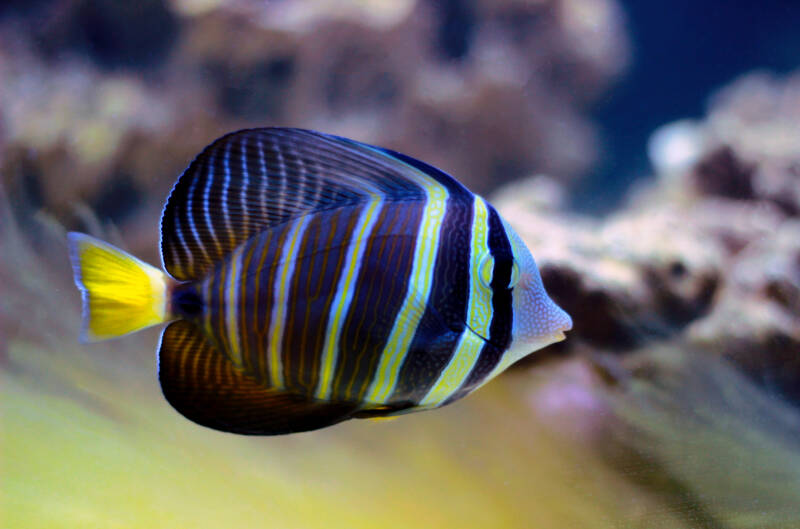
[67,232,170,342]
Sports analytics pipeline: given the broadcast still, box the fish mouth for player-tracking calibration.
[464,326,569,351]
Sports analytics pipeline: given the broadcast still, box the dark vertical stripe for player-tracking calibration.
[234,134,251,242]
[204,149,224,256]
[194,156,217,272]
[211,259,230,354]
[216,257,231,355]
[238,238,258,373]
[244,232,269,378]
[280,212,317,389]
[281,206,363,393]
[389,197,474,403]
[202,263,224,353]
[220,138,234,253]
[447,205,514,403]
[332,202,423,401]
[185,160,210,278]
[255,221,294,382]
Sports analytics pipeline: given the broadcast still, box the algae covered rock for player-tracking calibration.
[493,177,722,353]
[495,70,800,404]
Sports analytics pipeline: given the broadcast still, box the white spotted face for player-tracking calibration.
[490,220,572,378]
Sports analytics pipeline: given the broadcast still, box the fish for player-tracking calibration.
[67,128,572,435]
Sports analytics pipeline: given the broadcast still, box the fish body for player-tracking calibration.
[68,128,572,435]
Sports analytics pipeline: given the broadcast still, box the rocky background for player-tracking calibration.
[1,0,627,262]
[500,71,800,402]
[2,1,800,528]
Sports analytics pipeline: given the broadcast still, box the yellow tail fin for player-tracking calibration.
[67,232,171,342]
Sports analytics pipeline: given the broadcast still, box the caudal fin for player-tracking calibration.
[67,232,171,342]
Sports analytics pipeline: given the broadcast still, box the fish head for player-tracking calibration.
[498,218,572,369]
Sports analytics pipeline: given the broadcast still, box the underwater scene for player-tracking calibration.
[2,1,800,528]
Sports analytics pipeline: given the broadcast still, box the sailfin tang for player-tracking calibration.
[160,127,466,280]
[67,232,170,342]
[158,321,358,435]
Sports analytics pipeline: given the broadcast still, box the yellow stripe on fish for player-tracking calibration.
[267,215,312,389]
[418,196,492,407]
[364,182,449,405]
[315,196,384,400]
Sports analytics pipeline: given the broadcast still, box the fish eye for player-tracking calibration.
[479,255,520,290]
[508,260,521,289]
[479,253,493,289]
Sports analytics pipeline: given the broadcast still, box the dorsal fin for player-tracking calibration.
[160,128,468,280]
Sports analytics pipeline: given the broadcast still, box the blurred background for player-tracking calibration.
[2,1,800,528]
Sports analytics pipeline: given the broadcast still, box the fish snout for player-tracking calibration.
[548,302,573,342]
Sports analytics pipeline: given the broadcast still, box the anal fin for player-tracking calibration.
[158,321,357,435]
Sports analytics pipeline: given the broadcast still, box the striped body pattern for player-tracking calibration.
[69,128,572,435]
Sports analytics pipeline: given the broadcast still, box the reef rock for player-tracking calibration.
[687,221,800,402]
[493,177,723,354]
[0,0,629,243]
[497,71,800,404]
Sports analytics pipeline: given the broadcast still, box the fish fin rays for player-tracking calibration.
[161,128,459,280]
[158,321,358,435]
[67,232,170,342]
[357,143,467,194]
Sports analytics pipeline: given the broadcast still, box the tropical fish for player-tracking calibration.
[67,128,572,435]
